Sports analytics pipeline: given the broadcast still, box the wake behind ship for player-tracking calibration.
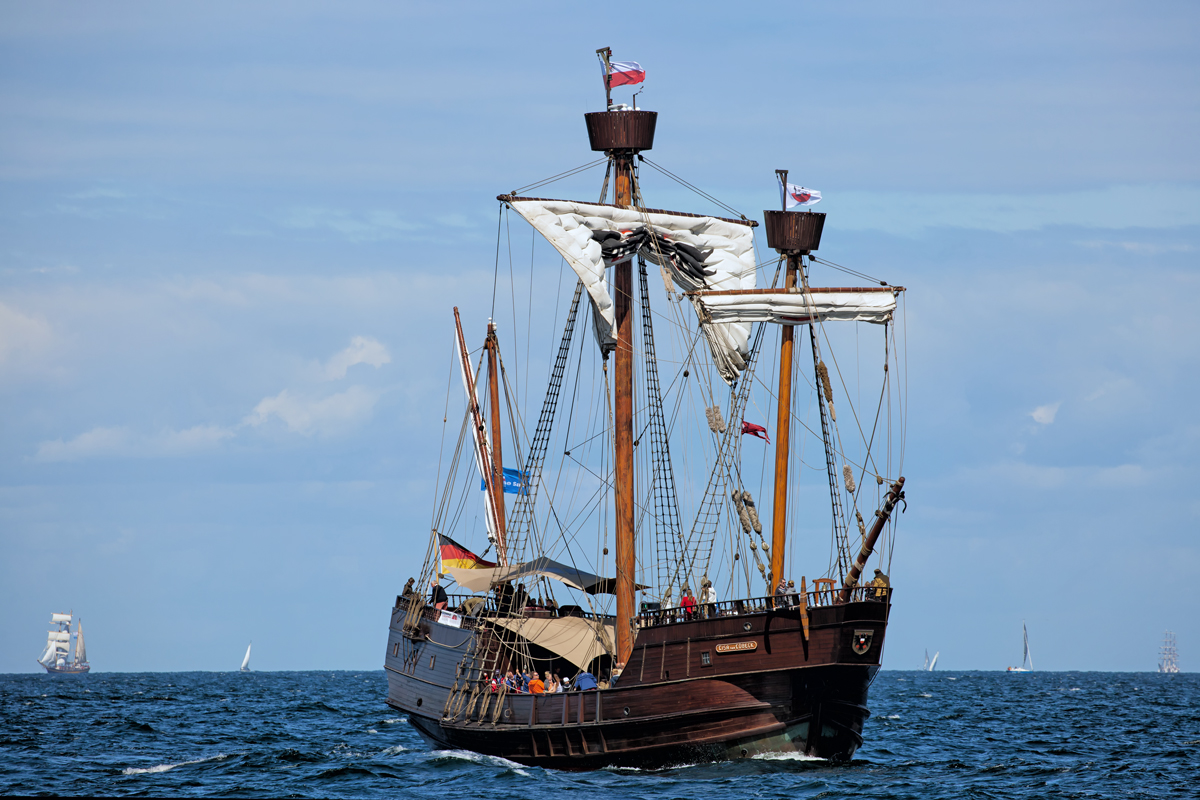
[384,50,908,769]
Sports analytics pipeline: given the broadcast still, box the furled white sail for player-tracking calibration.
[51,613,72,624]
[506,198,758,380]
[75,623,87,664]
[691,288,899,327]
[241,642,252,671]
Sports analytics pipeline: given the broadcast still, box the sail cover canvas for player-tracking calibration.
[488,615,615,671]
[506,198,758,383]
[693,288,899,327]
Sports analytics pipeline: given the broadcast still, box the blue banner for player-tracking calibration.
[481,467,528,495]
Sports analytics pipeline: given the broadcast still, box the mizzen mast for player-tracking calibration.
[454,307,507,565]
[485,321,506,548]
[588,47,657,664]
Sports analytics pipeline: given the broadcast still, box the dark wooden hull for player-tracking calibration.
[384,595,889,769]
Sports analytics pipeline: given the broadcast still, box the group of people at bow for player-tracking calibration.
[489,668,599,694]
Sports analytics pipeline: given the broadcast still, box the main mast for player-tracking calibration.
[764,176,827,589]
[588,47,657,664]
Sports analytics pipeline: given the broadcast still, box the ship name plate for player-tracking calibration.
[715,641,758,654]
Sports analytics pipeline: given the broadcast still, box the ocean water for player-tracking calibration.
[1,670,1195,799]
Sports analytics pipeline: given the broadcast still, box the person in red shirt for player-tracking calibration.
[681,587,697,620]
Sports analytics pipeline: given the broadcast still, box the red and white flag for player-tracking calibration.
[606,60,646,87]
[742,421,771,443]
[779,179,822,209]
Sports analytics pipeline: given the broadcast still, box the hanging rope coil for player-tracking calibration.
[731,490,753,534]
[817,359,834,402]
[705,405,727,434]
[742,491,763,534]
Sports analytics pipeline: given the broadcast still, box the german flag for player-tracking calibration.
[438,534,496,572]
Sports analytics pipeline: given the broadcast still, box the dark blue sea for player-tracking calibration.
[1,671,1195,799]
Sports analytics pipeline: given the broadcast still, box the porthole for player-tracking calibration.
[623,707,630,716]
[504,708,512,718]
[743,622,752,632]
[416,697,423,707]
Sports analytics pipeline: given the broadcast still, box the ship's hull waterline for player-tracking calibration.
[41,663,90,675]
[385,595,888,768]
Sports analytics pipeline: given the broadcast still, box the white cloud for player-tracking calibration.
[244,385,380,435]
[1030,402,1061,425]
[34,424,233,462]
[324,336,390,380]
[0,301,53,365]
[833,184,1200,235]
[280,207,422,243]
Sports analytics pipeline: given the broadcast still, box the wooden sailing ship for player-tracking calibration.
[384,50,907,768]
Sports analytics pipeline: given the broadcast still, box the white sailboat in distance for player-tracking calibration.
[1006,622,1033,672]
[923,649,939,671]
[240,642,252,672]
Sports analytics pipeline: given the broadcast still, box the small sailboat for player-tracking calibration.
[240,642,252,672]
[1006,621,1033,672]
[923,649,939,671]
[38,612,90,674]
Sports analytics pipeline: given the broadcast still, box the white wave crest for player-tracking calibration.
[887,714,901,719]
[381,744,408,755]
[434,749,531,776]
[383,716,405,724]
[751,751,827,762]
[122,753,229,776]
[919,692,933,698]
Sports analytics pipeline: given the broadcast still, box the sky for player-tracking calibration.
[2,1,1197,673]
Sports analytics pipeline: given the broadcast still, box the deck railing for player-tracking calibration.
[396,585,890,632]
[635,585,890,629]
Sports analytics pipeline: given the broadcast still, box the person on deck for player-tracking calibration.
[430,577,449,610]
[528,671,545,694]
[871,568,891,600]
[700,578,718,618]
[681,588,697,621]
[401,577,416,599]
[786,580,799,606]
[575,671,598,691]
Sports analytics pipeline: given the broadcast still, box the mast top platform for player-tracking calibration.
[585,110,657,153]
[763,209,826,254]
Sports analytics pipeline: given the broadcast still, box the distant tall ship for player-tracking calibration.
[1006,621,1033,673]
[240,642,252,672]
[38,612,89,674]
[1158,631,1180,674]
